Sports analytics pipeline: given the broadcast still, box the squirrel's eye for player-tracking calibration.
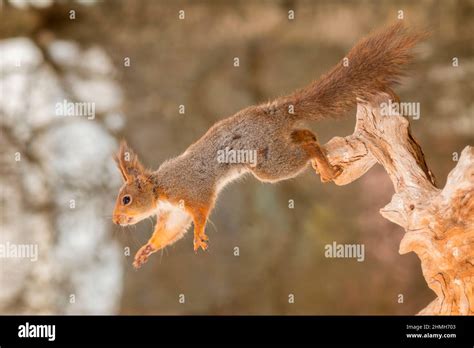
[122,195,132,206]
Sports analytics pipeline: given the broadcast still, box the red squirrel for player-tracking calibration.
[112,23,425,268]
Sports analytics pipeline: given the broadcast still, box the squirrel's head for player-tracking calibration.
[112,141,156,226]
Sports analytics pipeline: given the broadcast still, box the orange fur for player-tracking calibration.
[112,23,426,268]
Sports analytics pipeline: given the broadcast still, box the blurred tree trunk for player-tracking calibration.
[0,36,124,314]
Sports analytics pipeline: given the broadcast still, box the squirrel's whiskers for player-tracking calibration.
[111,22,426,269]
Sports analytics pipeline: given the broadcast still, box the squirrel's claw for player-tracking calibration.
[312,161,320,174]
[314,162,343,183]
[133,244,156,269]
[193,235,209,252]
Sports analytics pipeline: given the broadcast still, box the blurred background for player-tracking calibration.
[0,0,473,315]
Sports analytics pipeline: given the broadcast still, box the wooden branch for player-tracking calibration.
[322,93,473,315]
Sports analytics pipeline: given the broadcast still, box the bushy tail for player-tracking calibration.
[275,22,427,120]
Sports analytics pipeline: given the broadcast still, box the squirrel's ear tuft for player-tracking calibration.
[114,140,146,183]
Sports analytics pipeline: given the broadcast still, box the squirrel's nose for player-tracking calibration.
[112,215,120,225]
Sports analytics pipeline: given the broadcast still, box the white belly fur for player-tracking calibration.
[156,201,192,230]
[216,167,249,192]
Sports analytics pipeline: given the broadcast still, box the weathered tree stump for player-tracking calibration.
[323,94,473,315]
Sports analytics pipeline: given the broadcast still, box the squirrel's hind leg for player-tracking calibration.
[290,129,342,183]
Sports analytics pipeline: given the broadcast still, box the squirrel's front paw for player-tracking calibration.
[193,234,209,252]
[133,244,156,269]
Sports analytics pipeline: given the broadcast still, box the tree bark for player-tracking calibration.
[322,94,473,315]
